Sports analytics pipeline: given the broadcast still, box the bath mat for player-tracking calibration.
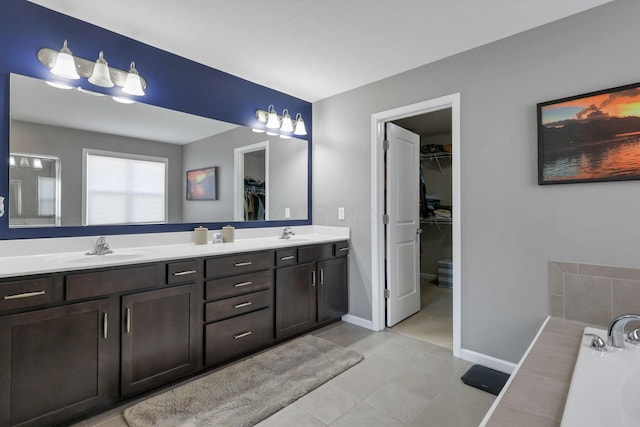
[123,334,363,427]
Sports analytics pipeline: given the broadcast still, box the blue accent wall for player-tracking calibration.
[0,0,312,239]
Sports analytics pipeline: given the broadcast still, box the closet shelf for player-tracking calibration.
[420,217,452,225]
[420,152,451,173]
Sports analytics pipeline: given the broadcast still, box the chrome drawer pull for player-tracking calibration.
[234,281,253,288]
[234,261,253,267]
[320,269,324,285]
[311,271,316,287]
[339,247,349,252]
[280,255,295,261]
[3,290,46,300]
[125,308,131,334]
[234,331,252,339]
[173,270,196,276]
[103,313,108,339]
[234,302,252,309]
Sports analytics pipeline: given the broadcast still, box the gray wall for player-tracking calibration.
[312,0,640,363]
[182,127,308,223]
[11,120,183,226]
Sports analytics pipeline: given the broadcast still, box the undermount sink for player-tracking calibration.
[560,327,640,426]
[57,251,149,264]
[277,235,313,241]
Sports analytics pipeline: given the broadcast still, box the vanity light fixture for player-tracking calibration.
[50,40,80,80]
[9,156,15,167]
[45,81,74,90]
[38,40,147,95]
[253,106,307,137]
[122,62,145,96]
[88,51,114,88]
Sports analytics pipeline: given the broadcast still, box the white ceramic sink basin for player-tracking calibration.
[55,251,149,265]
[561,327,640,427]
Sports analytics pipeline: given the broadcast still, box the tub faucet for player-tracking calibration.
[607,314,640,348]
[280,227,295,239]
[86,236,113,255]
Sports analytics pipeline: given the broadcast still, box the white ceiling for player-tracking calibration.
[27,0,612,102]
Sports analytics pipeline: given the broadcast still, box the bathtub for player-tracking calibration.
[560,327,640,426]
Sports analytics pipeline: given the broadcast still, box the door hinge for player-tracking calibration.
[383,214,389,224]
[383,140,390,151]
[384,289,390,299]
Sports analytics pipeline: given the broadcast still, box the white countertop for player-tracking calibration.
[0,226,349,278]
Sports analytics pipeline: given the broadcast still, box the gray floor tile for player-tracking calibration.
[330,402,405,427]
[386,367,450,400]
[364,382,432,423]
[256,404,327,427]
[297,382,360,424]
[93,415,129,427]
[329,365,388,399]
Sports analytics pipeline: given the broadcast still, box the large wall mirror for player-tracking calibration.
[9,73,309,229]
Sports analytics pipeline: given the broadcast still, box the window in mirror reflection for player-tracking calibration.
[9,153,60,227]
[84,149,167,225]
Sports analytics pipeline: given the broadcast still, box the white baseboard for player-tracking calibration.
[341,314,375,330]
[459,348,517,375]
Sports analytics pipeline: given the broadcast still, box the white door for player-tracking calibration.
[385,123,421,326]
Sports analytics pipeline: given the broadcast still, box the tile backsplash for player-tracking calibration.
[549,261,640,326]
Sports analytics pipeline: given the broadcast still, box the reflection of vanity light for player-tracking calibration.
[19,157,29,167]
[252,128,266,133]
[9,156,15,166]
[77,87,105,96]
[266,131,279,136]
[280,134,292,139]
[32,159,43,169]
[46,81,74,90]
[112,96,135,104]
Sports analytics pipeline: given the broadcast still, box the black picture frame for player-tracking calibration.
[186,166,217,200]
[537,82,640,185]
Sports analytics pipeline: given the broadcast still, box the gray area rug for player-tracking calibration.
[123,335,363,427]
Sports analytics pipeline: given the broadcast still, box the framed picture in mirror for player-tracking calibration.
[186,166,217,200]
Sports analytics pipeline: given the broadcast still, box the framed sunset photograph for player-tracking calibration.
[186,166,217,200]
[538,82,640,184]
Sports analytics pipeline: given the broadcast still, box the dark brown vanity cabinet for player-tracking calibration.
[275,242,349,340]
[203,251,275,366]
[0,298,116,427]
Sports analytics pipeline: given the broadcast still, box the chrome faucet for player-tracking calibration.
[86,236,113,255]
[607,314,640,348]
[280,227,295,239]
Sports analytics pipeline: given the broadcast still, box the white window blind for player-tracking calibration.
[85,151,167,225]
[37,176,55,216]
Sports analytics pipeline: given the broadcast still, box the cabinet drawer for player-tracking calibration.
[205,270,272,301]
[66,265,158,301]
[0,277,53,312]
[167,260,199,284]
[334,241,349,257]
[205,289,271,323]
[298,243,334,263]
[205,251,273,278]
[275,248,297,267]
[205,308,273,366]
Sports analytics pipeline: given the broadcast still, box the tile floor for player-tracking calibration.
[76,322,495,427]
[391,279,453,349]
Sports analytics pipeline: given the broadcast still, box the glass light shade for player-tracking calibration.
[280,110,294,133]
[293,114,307,136]
[9,156,15,166]
[266,106,280,129]
[122,62,145,96]
[32,159,43,169]
[88,52,114,88]
[50,41,80,80]
[256,110,268,123]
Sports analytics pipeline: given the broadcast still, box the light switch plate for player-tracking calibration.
[338,207,345,220]
[284,207,291,219]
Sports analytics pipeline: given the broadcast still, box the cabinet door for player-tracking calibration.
[275,263,316,339]
[317,257,349,323]
[121,284,197,396]
[0,299,115,427]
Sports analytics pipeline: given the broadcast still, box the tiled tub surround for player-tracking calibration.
[480,316,587,427]
[0,225,349,278]
[549,260,640,326]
